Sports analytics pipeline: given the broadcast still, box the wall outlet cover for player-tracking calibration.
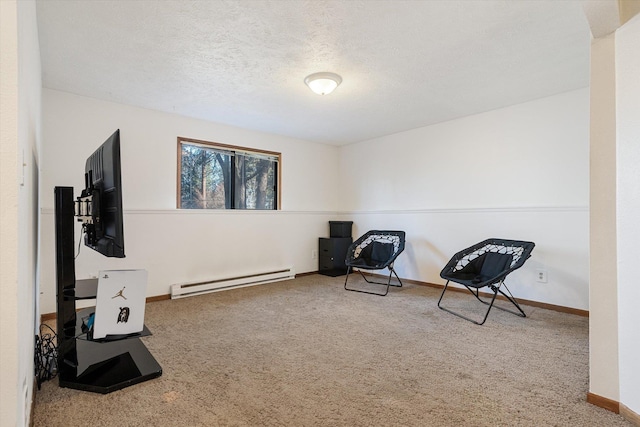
[536,269,548,283]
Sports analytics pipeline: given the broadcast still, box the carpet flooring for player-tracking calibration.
[33,274,632,426]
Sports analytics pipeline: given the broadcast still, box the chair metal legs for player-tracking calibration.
[344,266,403,296]
[437,280,526,325]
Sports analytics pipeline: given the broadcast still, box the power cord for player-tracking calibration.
[75,226,85,259]
[34,324,58,389]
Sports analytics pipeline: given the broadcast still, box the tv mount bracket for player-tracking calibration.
[74,170,101,244]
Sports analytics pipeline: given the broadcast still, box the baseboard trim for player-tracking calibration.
[40,273,589,322]
[40,294,171,323]
[40,312,56,322]
[387,275,589,317]
[587,392,620,414]
[40,274,323,321]
[30,379,37,427]
[146,294,171,303]
[296,271,320,278]
[621,403,640,426]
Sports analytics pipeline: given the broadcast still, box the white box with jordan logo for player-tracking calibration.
[93,269,148,339]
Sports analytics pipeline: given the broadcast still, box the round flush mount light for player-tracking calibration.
[304,72,342,95]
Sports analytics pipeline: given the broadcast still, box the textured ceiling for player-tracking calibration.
[36,0,591,145]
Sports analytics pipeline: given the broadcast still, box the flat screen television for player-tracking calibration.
[77,129,125,258]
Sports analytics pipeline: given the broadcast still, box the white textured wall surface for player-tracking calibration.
[39,90,340,314]
[40,210,335,314]
[41,89,591,315]
[338,208,588,309]
[1,0,41,425]
[588,34,620,402]
[616,13,640,415]
[41,90,340,212]
[0,2,20,424]
[338,88,590,309]
[16,1,41,424]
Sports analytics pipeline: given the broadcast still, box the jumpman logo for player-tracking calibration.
[112,287,127,300]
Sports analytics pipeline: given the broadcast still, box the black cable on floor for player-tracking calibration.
[34,323,58,390]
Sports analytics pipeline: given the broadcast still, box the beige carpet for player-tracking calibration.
[33,274,631,426]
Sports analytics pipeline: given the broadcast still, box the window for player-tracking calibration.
[177,137,280,210]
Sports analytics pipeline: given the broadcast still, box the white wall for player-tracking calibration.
[40,88,592,316]
[0,0,41,425]
[589,33,619,402]
[588,13,640,416]
[39,89,341,314]
[615,13,640,416]
[40,90,339,212]
[0,2,20,423]
[338,88,590,309]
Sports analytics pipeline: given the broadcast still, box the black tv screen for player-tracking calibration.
[82,129,125,258]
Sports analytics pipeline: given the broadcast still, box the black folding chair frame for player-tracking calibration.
[344,265,403,296]
[437,279,526,325]
[437,238,535,325]
[344,230,406,297]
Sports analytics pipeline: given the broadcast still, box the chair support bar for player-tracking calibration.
[470,283,526,318]
[344,267,403,296]
[437,280,526,325]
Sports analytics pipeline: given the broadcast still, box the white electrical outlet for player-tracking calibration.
[312,250,317,260]
[536,269,548,283]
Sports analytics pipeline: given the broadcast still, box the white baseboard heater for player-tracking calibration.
[170,267,295,299]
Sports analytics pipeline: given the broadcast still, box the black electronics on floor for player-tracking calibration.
[319,221,353,277]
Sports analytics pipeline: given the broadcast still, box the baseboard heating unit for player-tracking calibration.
[170,267,295,299]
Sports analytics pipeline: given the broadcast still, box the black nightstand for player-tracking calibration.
[319,237,352,277]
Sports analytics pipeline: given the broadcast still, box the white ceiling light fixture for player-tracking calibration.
[304,72,342,95]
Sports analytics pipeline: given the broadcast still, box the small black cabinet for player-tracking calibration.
[319,237,352,277]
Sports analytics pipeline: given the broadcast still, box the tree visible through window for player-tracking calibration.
[178,138,279,210]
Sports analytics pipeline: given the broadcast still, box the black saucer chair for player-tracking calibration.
[437,238,535,325]
[344,230,406,296]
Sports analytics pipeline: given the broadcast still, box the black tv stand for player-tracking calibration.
[54,187,162,394]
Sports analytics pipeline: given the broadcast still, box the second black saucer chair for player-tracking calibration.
[344,230,406,296]
[437,238,535,325]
